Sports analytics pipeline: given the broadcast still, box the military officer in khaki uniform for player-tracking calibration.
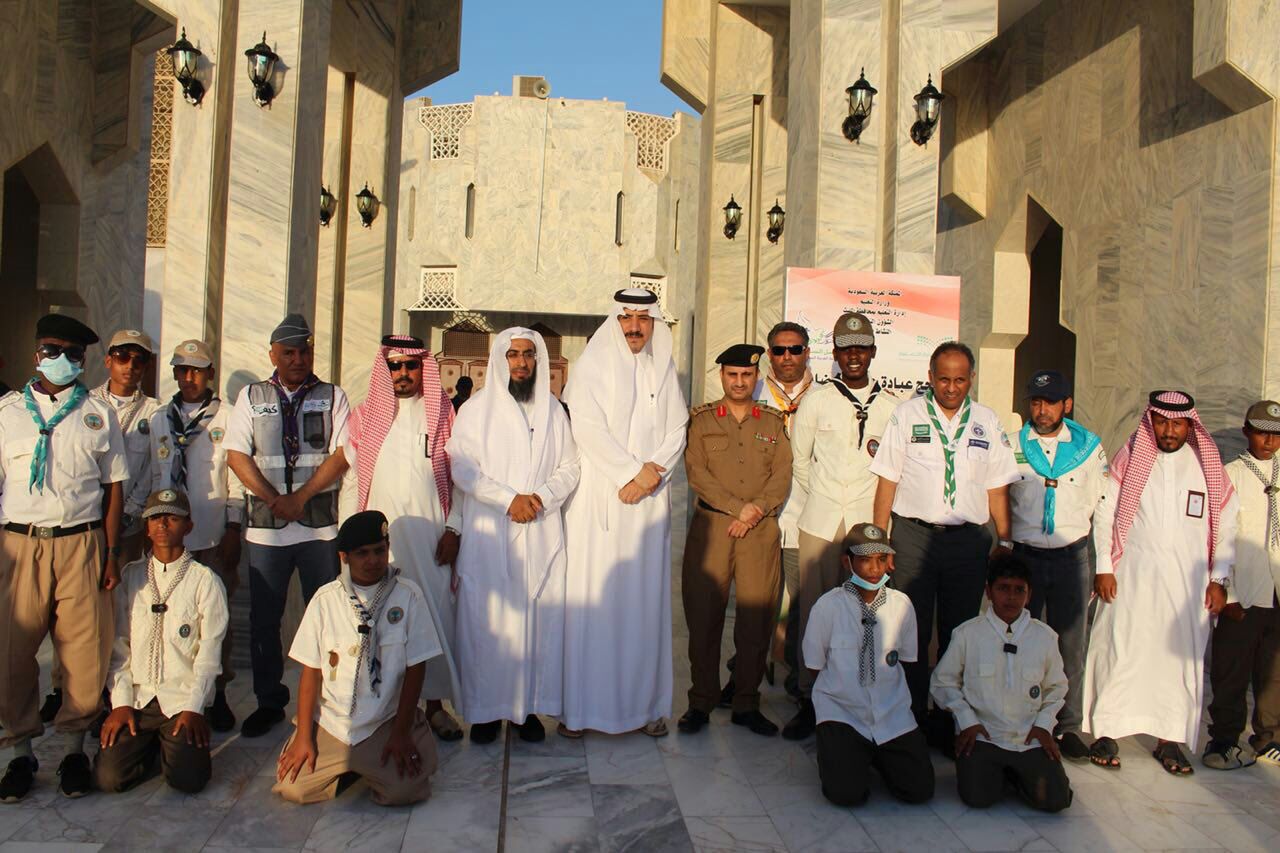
[678,344,793,737]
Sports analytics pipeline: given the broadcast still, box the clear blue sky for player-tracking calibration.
[412,0,690,117]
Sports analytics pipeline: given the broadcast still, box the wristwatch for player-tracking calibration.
[998,539,1015,550]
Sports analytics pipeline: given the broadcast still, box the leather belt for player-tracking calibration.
[898,515,977,532]
[1013,537,1088,556]
[4,520,103,539]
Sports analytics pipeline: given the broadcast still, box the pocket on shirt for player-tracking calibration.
[3,436,37,470]
[702,436,729,453]
[976,663,996,679]
[55,434,108,480]
[166,608,200,657]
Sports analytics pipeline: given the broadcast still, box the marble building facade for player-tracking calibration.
[661,0,1280,454]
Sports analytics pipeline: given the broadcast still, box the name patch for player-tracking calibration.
[302,398,331,413]
[910,435,931,444]
[251,403,279,417]
[1014,451,1027,464]
[968,439,989,449]
[911,424,930,437]
[1187,490,1205,519]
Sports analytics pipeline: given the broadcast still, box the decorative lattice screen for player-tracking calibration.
[146,51,175,248]
[418,103,474,160]
[411,267,465,310]
[630,276,675,323]
[625,111,677,173]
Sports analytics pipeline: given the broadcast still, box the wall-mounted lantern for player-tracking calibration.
[355,184,379,228]
[166,28,204,106]
[244,32,280,107]
[843,68,877,143]
[910,75,945,146]
[319,186,336,227]
[723,195,742,240]
[766,199,785,244]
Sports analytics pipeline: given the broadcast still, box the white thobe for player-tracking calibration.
[1082,444,1238,747]
[562,355,688,732]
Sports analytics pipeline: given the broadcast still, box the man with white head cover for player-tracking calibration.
[447,328,580,744]
[561,289,689,736]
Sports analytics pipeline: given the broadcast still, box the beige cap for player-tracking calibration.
[107,329,155,353]
[832,312,875,348]
[171,339,214,368]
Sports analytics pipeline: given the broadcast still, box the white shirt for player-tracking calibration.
[222,383,351,547]
[1224,455,1280,608]
[103,391,162,526]
[107,554,229,717]
[1010,427,1108,548]
[930,608,1067,752]
[753,371,814,548]
[788,382,900,542]
[150,401,244,552]
[289,575,441,745]
[0,386,129,526]
[871,395,1019,525]
[804,586,918,744]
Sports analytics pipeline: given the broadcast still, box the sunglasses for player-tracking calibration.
[36,343,87,363]
[110,349,152,367]
[387,359,422,373]
[770,345,806,356]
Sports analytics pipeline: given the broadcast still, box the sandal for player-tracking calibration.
[1153,740,1194,776]
[556,722,584,739]
[429,709,463,742]
[640,718,669,738]
[1088,736,1122,769]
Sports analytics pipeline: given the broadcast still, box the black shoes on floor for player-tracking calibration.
[241,706,285,738]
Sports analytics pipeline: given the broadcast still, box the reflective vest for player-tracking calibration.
[245,381,338,529]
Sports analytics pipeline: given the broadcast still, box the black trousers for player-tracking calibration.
[92,699,211,794]
[1208,597,1280,748]
[888,514,991,720]
[956,741,1071,812]
[815,722,934,806]
[1016,538,1092,735]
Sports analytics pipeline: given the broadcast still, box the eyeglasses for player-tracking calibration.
[36,343,87,363]
[770,345,806,356]
[110,349,152,367]
[386,359,421,373]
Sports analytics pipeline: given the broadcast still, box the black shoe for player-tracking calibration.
[39,689,63,724]
[206,690,236,733]
[717,680,736,709]
[515,715,545,743]
[470,720,502,744]
[782,698,815,741]
[56,753,91,799]
[0,756,38,803]
[1058,731,1090,762]
[241,706,285,738]
[732,710,779,737]
[677,709,710,734]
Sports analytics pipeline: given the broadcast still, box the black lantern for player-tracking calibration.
[766,199,785,244]
[166,28,204,105]
[843,68,877,143]
[910,75,946,147]
[319,186,336,227]
[244,32,279,107]
[355,184,379,228]
[723,195,742,240]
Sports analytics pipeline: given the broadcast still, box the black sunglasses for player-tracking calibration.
[37,343,87,363]
[387,359,422,373]
[110,348,152,367]
[770,345,806,356]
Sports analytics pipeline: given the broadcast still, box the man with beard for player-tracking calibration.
[1008,371,1106,760]
[1082,391,1237,775]
[447,329,580,743]
[345,335,463,741]
[561,289,687,737]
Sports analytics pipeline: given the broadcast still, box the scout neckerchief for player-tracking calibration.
[762,373,812,428]
[22,379,88,494]
[827,379,883,448]
[1018,418,1101,535]
[166,391,219,490]
[93,381,147,436]
[340,568,399,715]
[267,371,321,484]
[924,390,972,507]
[841,584,887,685]
[146,552,194,686]
[1238,453,1280,551]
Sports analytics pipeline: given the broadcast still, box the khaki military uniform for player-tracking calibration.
[682,400,792,713]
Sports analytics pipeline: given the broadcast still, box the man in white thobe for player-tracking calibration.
[1082,390,1238,775]
[561,288,688,736]
[447,328,580,744]
[345,334,463,741]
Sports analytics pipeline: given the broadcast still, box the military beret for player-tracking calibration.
[337,510,390,552]
[716,344,764,368]
[36,313,99,346]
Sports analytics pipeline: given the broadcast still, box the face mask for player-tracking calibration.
[39,354,84,387]
[846,570,890,591]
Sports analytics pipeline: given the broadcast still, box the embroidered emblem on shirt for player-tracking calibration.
[968,439,989,449]
[178,624,191,638]
[867,438,880,457]
[387,606,404,624]
[1029,685,1040,699]
[210,427,224,443]
[886,650,899,666]
[83,413,104,430]
[158,445,170,459]
[912,424,930,437]
[972,424,986,438]
[1014,451,1027,464]
[251,403,279,417]
[910,435,931,444]
[138,419,150,435]
[1001,432,1012,448]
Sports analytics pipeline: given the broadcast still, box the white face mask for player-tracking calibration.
[39,354,84,386]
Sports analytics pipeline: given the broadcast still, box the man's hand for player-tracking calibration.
[727,520,752,539]
[507,494,541,523]
[277,731,319,784]
[434,529,461,566]
[1095,573,1117,603]
[633,462,666,492]
[955,723,990,757]
[1221,602,1247,622]
[172,711,212,748]
[1025,726,1060,761]
[103,554,121,591]
[271,492,306,522]
[217,529,242,575]
[100,706,137,749]
[618,480,648,505]
[738,503,765,527]
[381,729,424,779]
[1205,581,1228,616]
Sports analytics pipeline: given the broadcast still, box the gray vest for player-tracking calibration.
[245,381,338,529]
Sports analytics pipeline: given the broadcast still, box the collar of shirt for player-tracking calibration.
[767,371,813,405]
[985,606,1030,641]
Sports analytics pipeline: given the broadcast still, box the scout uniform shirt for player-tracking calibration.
[289,575,441,745]
[149,402,245,552]
[930,608,1067,751]
[803,586,918,744]
[870,394,1019,525]
[685,400,792,520]
[1224,455,1280,608]
[1010,429,1107,548]
[96,389,162,530]
[0,386,128,526]
[107,554,230,715]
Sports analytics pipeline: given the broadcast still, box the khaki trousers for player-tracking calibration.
[682,509,782,713]
[0,528,112,745]
[273,709,437,806]
[192,546,237,690]
[795,524,847,697]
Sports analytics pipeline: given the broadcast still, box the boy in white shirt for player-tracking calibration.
[931,554,1072,812]
[94,489,229,794]
[803,523,934,806]
[273,510,441,806]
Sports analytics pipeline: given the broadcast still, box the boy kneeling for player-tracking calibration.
[804,523,934,806]
[95,489,229,794]
[931,554,1072,812]
[273,510,441,806]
